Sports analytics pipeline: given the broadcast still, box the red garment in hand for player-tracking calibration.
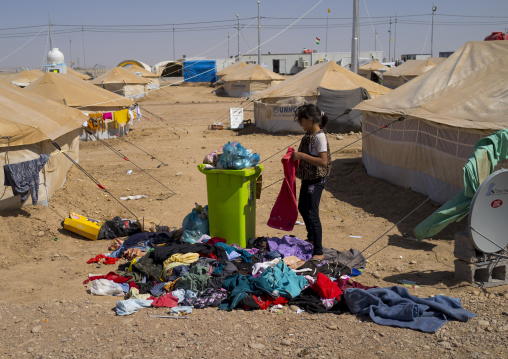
[86,254,120,265]
[311,272,343,299]
[267,147,299,231]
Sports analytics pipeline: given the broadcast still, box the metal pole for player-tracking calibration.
[374,29,377,52]
[351,0,359,73]
[48,14,52,50]
[257,1,261,65]
[82,20,86,71]
[69,38,72,68]
[326,10,329,53]
[236,14,240,61]
[388,17,392,62]
[431,5,437,57]
[173,25,175,61]
[394,15,397,61]
[228,32,230,59]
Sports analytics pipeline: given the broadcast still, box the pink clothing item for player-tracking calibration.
[103,112,113,120]
[267,147,299,231]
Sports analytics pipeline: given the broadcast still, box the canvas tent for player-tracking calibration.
[357,59,389,82]
[0,79,86,210]
[250,61,391,133]
[382,59,442,89]
[222,64,286,97]
[9,69,44,87]
[122,64,160,90]
[153,61,183,77]
[354,41,508,204]
[216,61,247,80]
[66,67,91,80]
[25,72,134,140]
[91,67,149,99]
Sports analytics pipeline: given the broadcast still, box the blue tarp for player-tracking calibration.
[183,60,217,83]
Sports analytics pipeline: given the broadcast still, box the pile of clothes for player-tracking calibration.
[84,231,476,333]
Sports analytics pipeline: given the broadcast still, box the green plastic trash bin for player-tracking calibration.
[197,164,264,248]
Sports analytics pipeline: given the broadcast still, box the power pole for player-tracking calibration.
[388,17,392,62]
[228,32,230,59]
[351,0,359,73]
[394,15,397,61]
[69,38,72,67]
[374,29,377,52]
[257,1,261,65]
[236,14,240,61]
[173,25,175,61]
[431,5,437,57]
[82,21,86,71]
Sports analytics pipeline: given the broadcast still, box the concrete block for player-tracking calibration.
[454,259,508,288]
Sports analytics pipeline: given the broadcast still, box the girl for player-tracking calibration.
[292,104,331,260]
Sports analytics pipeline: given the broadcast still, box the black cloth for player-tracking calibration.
[132,251,163,280]
[98,217,141,239]
[3,154,50,204]
[288,287,344,314]
[323,248,366,270]
[298,178,326,255]
[296,260,352,278]
[153,243,228,264]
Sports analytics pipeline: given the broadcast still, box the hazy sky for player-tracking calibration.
[1,0,507,70]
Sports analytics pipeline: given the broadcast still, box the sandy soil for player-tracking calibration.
[0,84,507,359]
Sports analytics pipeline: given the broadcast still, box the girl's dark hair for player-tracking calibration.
[294,103,329,129]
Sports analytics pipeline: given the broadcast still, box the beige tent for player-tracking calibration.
[122,64,160,90]
[382,59,442,89]
[66,67,91,80]
[358,59,389,81]
[251,61,391,133]
[91,67,149,99]
[0,79,86,210]
[354,41,508,204]
[9,69,44,87]
[222,64,286,97]
[216,61,247,79]
[25,72,134,140]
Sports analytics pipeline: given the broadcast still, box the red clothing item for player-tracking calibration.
[86,254,120,265]
[208,237,227,245]
[149,293,179,308]
[252,294,289,310]
[83,271,131,285]
[311,273,343,299]
[337,278,377,292]
[267,147,299,231]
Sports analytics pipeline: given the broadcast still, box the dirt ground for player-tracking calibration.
[0,83,507,359]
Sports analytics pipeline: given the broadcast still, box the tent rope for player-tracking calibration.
[50,140,138,219]
[114,135,168,168]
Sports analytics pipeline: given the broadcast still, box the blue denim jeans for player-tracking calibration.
[298,177,326,256]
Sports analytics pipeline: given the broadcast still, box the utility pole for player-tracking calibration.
[257,1,261,65]
[172,24,175,61]
[228,32,230,59]
[69,38,72,67]
[351,0,359,73]
[394,15,397,61]
[388,17,392,62]
[374,29,377,52]
[236,14,240,61]
[431,5,437,57]
[48,14,53,49]
[326,8,330,53]
[82,20,86,71]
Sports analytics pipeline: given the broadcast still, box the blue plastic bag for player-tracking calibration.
[181,204,209,243]
[219,141,260,169]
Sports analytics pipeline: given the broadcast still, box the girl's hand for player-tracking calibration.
[292,152,304,161]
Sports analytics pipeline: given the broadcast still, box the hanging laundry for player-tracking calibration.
[114,109,129,124]
[3,154,50,205]
[103,112,114,121]
[135,105,142,121]
[267,147,299,231]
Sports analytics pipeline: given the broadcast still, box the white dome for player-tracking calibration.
[47,48,64,64]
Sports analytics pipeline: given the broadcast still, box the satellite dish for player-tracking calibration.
[468,168,508,253]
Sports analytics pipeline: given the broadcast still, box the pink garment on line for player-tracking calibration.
[103,112,113,120]
[267,147,299,231]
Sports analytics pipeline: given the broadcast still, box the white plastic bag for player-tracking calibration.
[90,279,124,296]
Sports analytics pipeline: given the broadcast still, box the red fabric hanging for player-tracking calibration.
[267,147,299,231]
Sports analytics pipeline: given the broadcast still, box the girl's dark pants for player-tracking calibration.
[298,177,326,256]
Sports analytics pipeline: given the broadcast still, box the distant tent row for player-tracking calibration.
[92,67,149,99]
[382,58,446,89]
[0,79,86,210]
[221,64,286,98]
[250,61,391,133]
[355,41,508,204]
[9,68,89,87]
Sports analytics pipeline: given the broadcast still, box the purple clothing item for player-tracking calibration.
[245,248,260,255]
[267,235,314,261]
